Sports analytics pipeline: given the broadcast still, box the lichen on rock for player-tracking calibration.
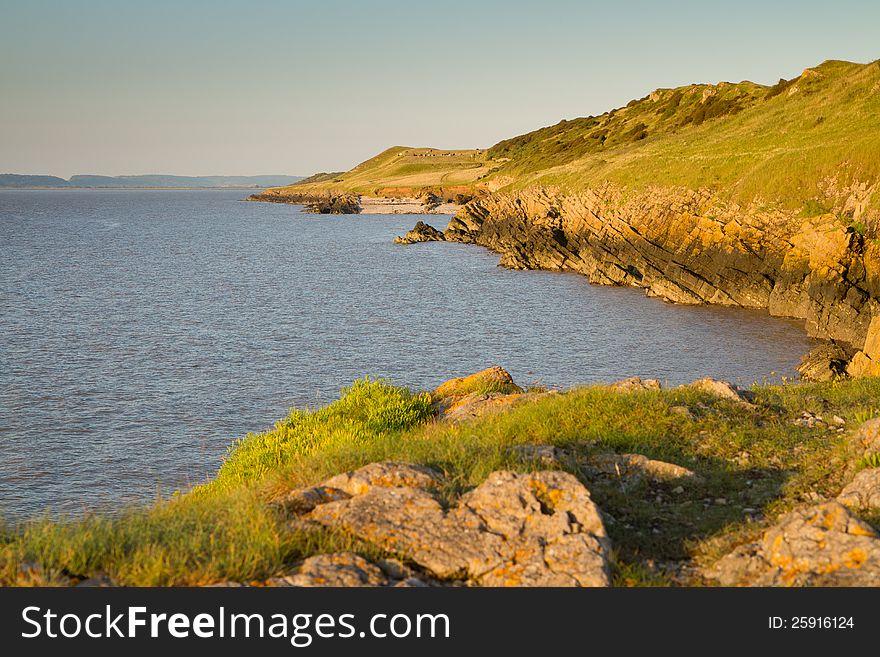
[707,502,880,586]
[285,463,612,587]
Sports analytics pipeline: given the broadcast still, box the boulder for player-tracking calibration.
[852,417,880,458]
[683,377,755,405]
[582,452,703,485]
[393,220,446,244]
[707,502,880,586]
[289,463,611,587]
[797,343,849,381]
[432,366,523,400]
[437,390,552,422]
[837,468,880,510]
[269,553,389,587]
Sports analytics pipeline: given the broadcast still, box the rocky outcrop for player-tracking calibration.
[797,342,850,381]
[851,417,880,459]
[707,502,880,586]
[681,377,755,405]
[438,185,879,371]
[267,553,427,588]
[394,220,446,244]
[429,366,544,422]
[847,316,880,377]
[607,376,662,391]
[248,190,361,214]
[837,468,880,510]
[285,462,612,587]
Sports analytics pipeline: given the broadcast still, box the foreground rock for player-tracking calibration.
[394,220,446,244]
[287,463,611,587]
[837,468,880,510]
[267,553,427,588]
[707,502,880,586]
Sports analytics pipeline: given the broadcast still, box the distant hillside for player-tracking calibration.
[0,174,69,188]
[267,58,880,214]
[0,174,303,188]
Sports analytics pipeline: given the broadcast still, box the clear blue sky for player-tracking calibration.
[1,0,878,178]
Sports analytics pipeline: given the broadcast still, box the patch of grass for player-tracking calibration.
[200,378,433,494]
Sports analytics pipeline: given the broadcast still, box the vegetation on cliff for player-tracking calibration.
[261,58,880,219]
[3,373,880,586]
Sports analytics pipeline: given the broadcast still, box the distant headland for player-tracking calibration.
[0,173,303,189]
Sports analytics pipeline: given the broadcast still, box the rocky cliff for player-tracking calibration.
[440,184,880,372]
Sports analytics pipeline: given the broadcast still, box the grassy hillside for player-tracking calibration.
[272,58,880,215]
[2,375,879,586]
[289,146,493,199]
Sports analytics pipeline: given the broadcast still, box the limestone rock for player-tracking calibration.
[852,417,880,458]
[837,468,880,509]
[432,366,523,400]
[280,485,350,514]
[707,502,880,586]
[684,377,755,405]
[797,343,849,381]
[847,315,880,377]
[321,461,443,496]
[582,452,702,485]
[444,185,878,359]
[437,390,552,422]
[293,463,611,587]
[608,376,662,391]
[270,553,388,587]
[280,462,442,514]
[394,220,446,244]
[304,193,361,214]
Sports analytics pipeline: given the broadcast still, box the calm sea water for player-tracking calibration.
[0,190,813,518]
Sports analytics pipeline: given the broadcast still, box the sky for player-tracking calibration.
[1,0,878,178]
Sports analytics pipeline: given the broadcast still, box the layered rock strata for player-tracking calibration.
[438,185,879,369]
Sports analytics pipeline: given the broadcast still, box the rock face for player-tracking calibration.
[443,186,880,369]
[837,468,880,510]
[707,502,880,586]
[847,316,880,377]
[394,220,446,244]
[288,463,612,587]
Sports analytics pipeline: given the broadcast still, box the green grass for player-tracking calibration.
[3,376,880,586]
